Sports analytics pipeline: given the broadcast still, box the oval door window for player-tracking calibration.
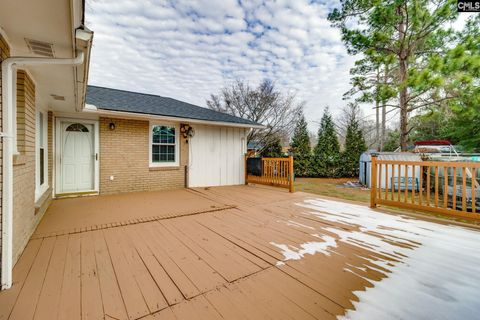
[65,123,89,132]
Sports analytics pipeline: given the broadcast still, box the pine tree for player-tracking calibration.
[342,108,367,177]
[290,113,311,177]
[260,135,283,158]
[329,0,461,150]
[313,108,340,177]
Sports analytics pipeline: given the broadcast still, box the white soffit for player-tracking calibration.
[0,0,84,113]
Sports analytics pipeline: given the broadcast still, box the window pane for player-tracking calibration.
[39,148,44,185]
[152,125,175,144]
[151,125,176,164]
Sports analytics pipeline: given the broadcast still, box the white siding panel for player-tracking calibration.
[189,125,246,187]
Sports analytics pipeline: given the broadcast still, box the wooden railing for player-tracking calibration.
[245,156,294,192]
[370,155,480,219]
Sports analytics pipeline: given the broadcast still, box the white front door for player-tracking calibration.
[58,121,95,193]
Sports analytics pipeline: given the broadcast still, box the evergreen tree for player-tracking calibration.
[329,0,461,150]
[313,108,340,177]
[435,15,480,152]
[260,135,283,158]
[342,106,367,177]
[383,130,401,152]
[290,113,312,177]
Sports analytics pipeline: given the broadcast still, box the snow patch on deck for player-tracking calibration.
[297,198,480,320]
[270,234,337,264]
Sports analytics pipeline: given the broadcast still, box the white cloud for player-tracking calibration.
[85,0,361,132]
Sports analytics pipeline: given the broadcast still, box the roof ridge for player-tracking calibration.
[88,85,197,104]
[86,85,260,126]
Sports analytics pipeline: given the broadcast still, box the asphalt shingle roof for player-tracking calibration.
[86,85,259,126]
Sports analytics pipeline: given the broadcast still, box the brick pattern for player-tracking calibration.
[11,71,52,264]
[16,70,35,154]
[0,34,10,278]
[99,118,189,194]
[12,71,35,264]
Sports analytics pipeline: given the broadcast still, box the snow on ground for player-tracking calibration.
[293,198,480,320]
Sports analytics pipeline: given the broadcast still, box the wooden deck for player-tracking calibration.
[1,185,479,319]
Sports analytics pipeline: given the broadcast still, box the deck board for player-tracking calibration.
[126,225,184,306]
[2,185,478,319]
[9,237,55,320]
[103,228,150,320]
[115,227,168,313]
[58,234,82,320]
[135,222,201,299]
[80,231,104,320]
[92,230,128,320]
[33,235,68,320]
[0,239,42,320]
[153,221,225,292]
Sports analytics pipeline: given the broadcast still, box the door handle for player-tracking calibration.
[95,153,98,161]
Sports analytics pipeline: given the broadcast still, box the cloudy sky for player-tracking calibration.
[85,0,359,131]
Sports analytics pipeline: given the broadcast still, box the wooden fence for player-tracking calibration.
[370,155,480,219]
[245,156,294,192]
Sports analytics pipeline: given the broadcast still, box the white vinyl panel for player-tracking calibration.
[212,126,221,186]
[189,125,246,187]
[220,127,227,185]
[231,128,240,184]
[225,128,233,185]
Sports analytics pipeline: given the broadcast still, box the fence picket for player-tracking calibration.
[371,159,479,220]
[419,165,423,206]
[245,157,294,192]
[462,167,467,212]
[472,168,477,214]
[444,167,449,208]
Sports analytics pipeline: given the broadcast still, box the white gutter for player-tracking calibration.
[1,51,84,290]
[83,105,266,129]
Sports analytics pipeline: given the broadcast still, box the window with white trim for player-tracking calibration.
[149,124,179,166]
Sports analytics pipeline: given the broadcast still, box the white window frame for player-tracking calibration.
[149,122,180,167]
[35,109,48,201]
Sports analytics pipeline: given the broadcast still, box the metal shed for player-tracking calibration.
[359,151,423,189]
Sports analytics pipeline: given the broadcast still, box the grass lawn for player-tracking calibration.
[294,177,480,227]
[295,177,371,203]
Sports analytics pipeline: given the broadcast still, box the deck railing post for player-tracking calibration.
[370,153,378,208]
[289,156,294,193]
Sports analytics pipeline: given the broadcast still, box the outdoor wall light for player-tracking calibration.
[109,122,116,130]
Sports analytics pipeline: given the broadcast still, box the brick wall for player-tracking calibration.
[11,71,52,264]
[99,117,189,194]
[0,34,10,279]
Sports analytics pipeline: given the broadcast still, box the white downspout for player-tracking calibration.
[1,51,84,290]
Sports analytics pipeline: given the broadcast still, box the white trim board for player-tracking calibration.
[54,117,99,195]
[149,121,181,168]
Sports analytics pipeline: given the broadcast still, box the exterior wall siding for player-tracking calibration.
[189,125,247,187]
[11,70,52,264]
[99,117,188,195]
[0,34,10,280]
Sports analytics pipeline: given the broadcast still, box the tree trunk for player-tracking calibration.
[397,5,409,151]
[375,69,380,150]
[380,65,388,151]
